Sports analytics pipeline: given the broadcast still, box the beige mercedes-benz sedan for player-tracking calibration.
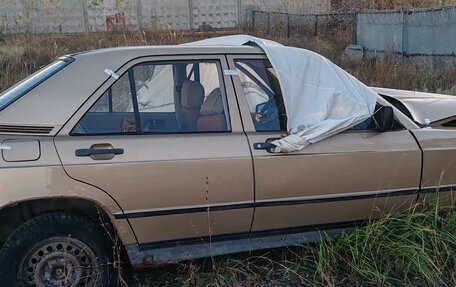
[0,44,455,286]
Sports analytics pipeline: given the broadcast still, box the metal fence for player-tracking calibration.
[251,10,356,39]
[252,6,456,57]
[2,0,455,57]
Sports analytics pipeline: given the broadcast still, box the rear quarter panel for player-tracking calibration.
[411,129,456,204]
[0,135,137,245]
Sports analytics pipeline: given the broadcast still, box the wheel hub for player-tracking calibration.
[20,237,100,287]
[38,253,81,285]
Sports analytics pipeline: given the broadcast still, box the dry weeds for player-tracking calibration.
[1,29,455,96]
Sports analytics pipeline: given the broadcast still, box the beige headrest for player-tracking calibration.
[200,88,224,115]
[181,80,205,109]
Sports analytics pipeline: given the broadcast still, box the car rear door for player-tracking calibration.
[54,55,254,246]
[227,54,422,234]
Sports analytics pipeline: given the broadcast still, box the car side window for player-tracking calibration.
[72,72,137,135]
[72,60,230,135]
[235,59,287,132]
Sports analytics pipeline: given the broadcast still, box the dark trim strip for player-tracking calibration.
[255,189,419,208]
[117,203,253,219]
[408,130,425,203]
[115,186,455,220]
[420,186,455,194]
[139,219,367,250]
[128,69,142,134]
[0,125,54,134]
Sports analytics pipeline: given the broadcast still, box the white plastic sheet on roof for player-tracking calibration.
[186,35,378,153]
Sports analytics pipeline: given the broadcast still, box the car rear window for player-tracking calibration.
[0,57,73,112]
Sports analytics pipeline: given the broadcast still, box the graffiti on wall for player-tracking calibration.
[105,12,126,32]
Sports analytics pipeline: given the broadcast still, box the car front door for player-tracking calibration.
[54,55,254,246]
[227,54,422,234]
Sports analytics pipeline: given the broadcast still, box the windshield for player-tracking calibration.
[0,57,73,112]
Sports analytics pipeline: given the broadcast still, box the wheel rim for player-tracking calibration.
[19,236,101,287]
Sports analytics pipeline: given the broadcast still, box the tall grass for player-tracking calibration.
[311,196,455,286]
[128,194,455,287]
[0,30,237,93]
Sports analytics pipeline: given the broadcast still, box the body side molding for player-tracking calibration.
[114,185,455,220]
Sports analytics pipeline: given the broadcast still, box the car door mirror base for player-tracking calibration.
[373,105,395,132]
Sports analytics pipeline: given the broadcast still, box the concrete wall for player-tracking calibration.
[356,6,456,55]
[240,0,330,25]
[0,0,330,34]
[0,0,108,33]
[244,0,330,13]
[332,0,456,10]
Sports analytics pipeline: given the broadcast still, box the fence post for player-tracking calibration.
[252,10,255,30]
[352,12,357,44]
[401,9,406,56]
[286,13,290,38]
[136,0,143,31]
[82,0,89,34]
[314,14,318,36]
[188,0,193,30]
[237,0,241,30]
[20,0,31,34]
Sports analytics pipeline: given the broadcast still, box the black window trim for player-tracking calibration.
[128,69,142,133]
[108,88,113,112]
[235,63,276,101]
[70,58,232,136]
[234,58,287,133]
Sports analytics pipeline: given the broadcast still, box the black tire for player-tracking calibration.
[0,212,118,286]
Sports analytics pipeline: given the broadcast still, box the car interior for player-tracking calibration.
[72,61,229,135]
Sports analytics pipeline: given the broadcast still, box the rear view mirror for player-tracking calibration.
[373,105,394,132]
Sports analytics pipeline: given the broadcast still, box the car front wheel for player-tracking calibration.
[0,212,118,286]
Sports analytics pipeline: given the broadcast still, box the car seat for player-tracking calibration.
[180,80,205,131]
[197,88,227,131]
